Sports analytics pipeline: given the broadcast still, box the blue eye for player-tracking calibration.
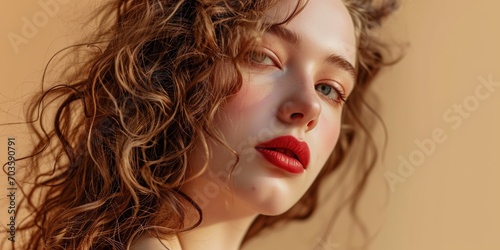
[315,83,345,104]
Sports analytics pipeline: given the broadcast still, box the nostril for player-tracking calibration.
[290,113,303,119]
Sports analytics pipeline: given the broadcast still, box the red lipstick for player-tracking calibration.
[255,135,310,174]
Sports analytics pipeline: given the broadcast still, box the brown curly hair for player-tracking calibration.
[3,0,399,249]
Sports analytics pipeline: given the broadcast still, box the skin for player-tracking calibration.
[132,0,356,249]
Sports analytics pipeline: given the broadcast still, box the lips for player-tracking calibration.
[255,135,310,174]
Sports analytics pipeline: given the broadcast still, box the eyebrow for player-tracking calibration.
[266,25,357,82]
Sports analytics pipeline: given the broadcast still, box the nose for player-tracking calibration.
[276,86,321,132]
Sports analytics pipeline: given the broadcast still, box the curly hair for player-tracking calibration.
[5,0,399,249]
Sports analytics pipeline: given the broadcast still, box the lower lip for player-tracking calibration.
[255,148,304,174]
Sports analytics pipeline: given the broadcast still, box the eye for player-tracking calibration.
[315,82,346,104]
[246,50,280,68]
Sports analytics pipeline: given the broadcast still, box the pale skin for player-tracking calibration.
[131,0,357,249]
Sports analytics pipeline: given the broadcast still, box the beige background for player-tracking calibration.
[1,0,499,249]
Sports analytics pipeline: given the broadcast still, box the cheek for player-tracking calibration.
[311,111,342,169]
[318,111,342,148]
[225,74,271,116]
[218,77,274,136]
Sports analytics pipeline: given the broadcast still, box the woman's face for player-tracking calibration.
[186,0,357,217]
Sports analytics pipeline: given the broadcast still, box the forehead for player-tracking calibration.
[264,0,357,65]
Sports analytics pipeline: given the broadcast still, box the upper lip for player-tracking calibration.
[255,135,310,168]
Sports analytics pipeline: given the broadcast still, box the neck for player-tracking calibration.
[176,177,259,250]
[177,214,256,250]
[131,177,259,250]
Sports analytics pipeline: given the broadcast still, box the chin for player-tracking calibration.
[233,176,305,216]
[257,203,295,216]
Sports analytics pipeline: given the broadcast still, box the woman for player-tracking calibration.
[13,0,398,249]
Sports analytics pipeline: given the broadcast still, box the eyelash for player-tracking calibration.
[247,49,347,105]
[246,50,281,68]
[315,83,347,105]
